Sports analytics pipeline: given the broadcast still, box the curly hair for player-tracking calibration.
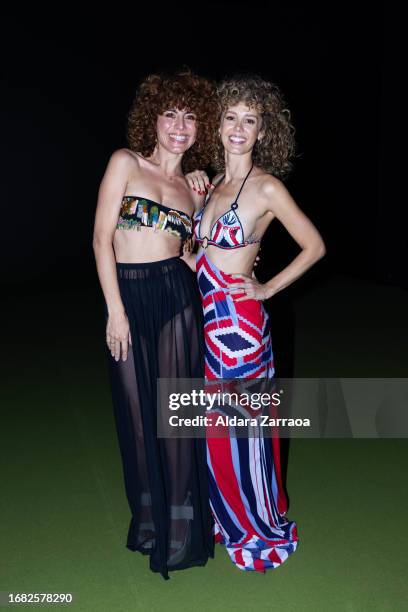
[127,70,217,173]
[212,75,296,179]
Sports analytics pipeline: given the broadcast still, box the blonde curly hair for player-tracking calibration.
[212,75,296,178]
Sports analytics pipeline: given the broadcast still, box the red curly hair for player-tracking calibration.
[127,70,217,173]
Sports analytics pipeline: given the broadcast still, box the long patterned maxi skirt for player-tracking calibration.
[106,257,213,580]
[197,251,298,572]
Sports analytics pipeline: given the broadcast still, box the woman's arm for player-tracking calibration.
[229,176,326,301]
[184,170,224,213]
[93,149,133,360]
[180,249,197,272]
[262,177,326,298]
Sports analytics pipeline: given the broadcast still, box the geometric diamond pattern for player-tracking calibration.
[196,250,298,573]
[196,251,274,379]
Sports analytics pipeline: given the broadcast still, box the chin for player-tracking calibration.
[222,140,254,155]
[167,143,191,154]
[226,146,252,155]
[173,138,194,148]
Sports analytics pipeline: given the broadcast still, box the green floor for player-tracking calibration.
[1,276,407,611]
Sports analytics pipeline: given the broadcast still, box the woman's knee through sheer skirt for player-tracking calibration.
[106,257,213,580]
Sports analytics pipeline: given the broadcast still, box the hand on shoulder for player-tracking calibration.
[184,169,212,195]
[185,169,218,212]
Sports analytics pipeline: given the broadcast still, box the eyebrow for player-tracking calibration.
[164,108,196,115]
[225,111,258,118]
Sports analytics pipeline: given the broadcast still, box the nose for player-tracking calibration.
[175,113,186,130]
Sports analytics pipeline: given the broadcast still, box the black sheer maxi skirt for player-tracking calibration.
[105,257,213,580]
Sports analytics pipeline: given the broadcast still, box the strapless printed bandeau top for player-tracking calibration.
[116,196,193,243]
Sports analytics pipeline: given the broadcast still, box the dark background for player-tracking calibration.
[1,3,397,292]
[0,2,396,287]
[2,7,408,607]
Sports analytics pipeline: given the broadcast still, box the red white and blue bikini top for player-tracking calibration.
[194,164,261,250]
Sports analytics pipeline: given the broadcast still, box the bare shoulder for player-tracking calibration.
[257,172,292,214]
[108,148,141,170]
[258,172,286,197]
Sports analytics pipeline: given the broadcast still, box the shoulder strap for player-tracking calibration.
[233,164,253,206]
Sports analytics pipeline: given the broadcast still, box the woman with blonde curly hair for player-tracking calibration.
[187,75,326,573]
[93,70,216,580]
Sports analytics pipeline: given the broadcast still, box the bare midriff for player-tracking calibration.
[113,226,184,263]
[199,242,261,276]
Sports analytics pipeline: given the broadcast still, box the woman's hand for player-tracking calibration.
[253,249,261,272]
[106,311,131,361]
[185,170,213,195]
[228,274,271,302]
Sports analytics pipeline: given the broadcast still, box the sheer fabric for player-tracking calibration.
[106,257,213,580]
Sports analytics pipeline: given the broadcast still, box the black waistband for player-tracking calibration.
[116,256,183,270]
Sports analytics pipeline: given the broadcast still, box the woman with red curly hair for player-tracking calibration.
[93,70,216,580]
[187,75,326,573]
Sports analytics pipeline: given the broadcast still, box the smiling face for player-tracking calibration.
[156,108,198,154]
[220,102,264,156]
